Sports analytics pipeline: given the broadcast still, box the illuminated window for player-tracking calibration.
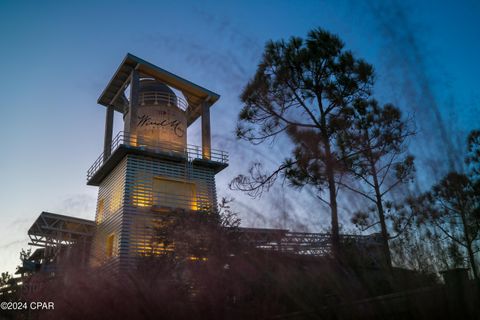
[106,233,115,258]
[153,177,197,210]
[132,181,153,208]
[97,199,105,223]
[111,184,123,212]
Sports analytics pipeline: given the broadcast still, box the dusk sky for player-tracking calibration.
[0,0,479,274]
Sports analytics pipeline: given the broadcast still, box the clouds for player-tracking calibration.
[353,0,474,190]
[0,239,25,250]
[6,217,32,233]
[53,193,96,219]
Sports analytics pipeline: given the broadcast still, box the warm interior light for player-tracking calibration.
[153,177,197,211]
[137,243,174,256]
[132,184,153,207]
[106,233,115,258]
[111,184,123,212]
[188,256,208,261]
[127,133,138,147]
[97,199,105,223]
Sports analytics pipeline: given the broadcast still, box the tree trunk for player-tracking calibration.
[363,127,392,269]
[466,243,479,280]
[318,100,340,260]
[327,167,340,259]
[374,186,393,268]
[324,136,340,259]
[371,166,393,268]
[459,210,479,280]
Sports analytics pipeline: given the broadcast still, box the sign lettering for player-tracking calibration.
[137,114,185,138]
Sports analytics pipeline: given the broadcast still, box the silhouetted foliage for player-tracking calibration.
[14,199,439,320]
[389,197,451,274]
[466,130,480,180]
[0,271,12,287]
[230,28,374,256]
[19,248,31,263]
[421,172,480,279]
[390,131,480,277]
[339,99,415,266]
[143,197,243,261]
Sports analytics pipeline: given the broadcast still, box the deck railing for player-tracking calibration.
[240,228,384,257]
[139,91,189,111]
[87,131,228,181]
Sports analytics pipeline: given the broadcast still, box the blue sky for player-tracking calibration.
[0,0,479,274]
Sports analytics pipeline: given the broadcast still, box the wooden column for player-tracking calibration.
[201,100,211,160]
[128,69,140,143]
[103,105,114,161]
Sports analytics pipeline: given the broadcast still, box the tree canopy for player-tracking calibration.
[231,28,374,257]
[338,98,415,266]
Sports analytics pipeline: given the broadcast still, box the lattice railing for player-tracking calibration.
[87,131,228,181]
[240,228,383,257]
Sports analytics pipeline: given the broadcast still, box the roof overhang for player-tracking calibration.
[28,212,96,246]
[97,53,220,126]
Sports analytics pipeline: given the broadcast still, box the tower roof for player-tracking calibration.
[98,53,220,125]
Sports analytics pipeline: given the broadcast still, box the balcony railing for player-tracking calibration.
[140,92,189,111]
[87,131,228,181]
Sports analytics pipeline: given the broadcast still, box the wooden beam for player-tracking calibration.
[108,76,130,112]
[103,105,114,161]
[201,100,211,160]
[128,69,140,140]
[97,54,220,127]
[41,226,94,237]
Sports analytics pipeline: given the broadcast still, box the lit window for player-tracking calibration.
[153,177,197,210]
[132,181,153,208]
[106,233,115,258]
[111,184,123,212]
[97,199,105,223]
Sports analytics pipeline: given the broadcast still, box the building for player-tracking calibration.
[86,54,228,271]
[15,54,384,277]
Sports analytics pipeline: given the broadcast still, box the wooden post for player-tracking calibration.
[201,100,211,160]
[103,105,114,161]
[128,69,140,144]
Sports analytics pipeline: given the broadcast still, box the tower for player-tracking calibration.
[87,54,228,271]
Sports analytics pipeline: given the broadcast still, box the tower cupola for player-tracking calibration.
[126,79,188,152]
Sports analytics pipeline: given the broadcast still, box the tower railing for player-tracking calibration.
[87,131,228,181]
[139,92,189,111]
